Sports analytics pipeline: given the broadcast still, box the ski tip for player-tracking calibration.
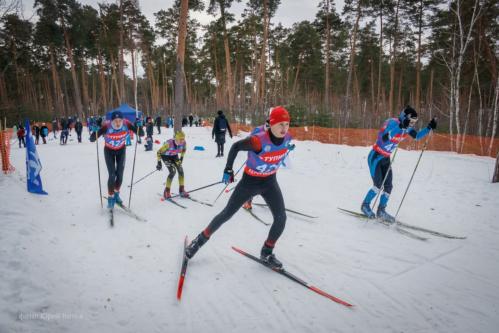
[231,246,244,254]
[309,285,354,308]
[177,277,185,301]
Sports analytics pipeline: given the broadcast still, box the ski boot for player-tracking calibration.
[377,206,395,224]
[179,185,190,198]
[163,187,172,199]
[185,232,209,259]
[242,201,253,210]
[114,191,123,206]
[107,196,116,210]
[361,202,376,219]
[260,245,283,269]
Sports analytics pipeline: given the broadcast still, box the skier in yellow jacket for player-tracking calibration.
[157,131,189,198]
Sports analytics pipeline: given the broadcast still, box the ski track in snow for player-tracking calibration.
[1,127,498,333]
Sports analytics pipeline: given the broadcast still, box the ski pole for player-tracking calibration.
[394,132,433,221]
[370,147,399,213]
[127,169,157,188]
[95,134,103,208]
[170,180,224,199]
[128,47,140,208]
[212,162,245,205]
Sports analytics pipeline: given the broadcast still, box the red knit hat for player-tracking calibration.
[269,106,290,126]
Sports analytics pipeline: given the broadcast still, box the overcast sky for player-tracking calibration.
[21,0,346,28]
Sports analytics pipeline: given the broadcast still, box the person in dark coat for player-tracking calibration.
[75,118,83,143]
[145,117,154,151]
[212,110,233,157]
[33,123,40,144]
[155,116,162,134]
[60,118,69,145]
[52,118,58,139]
[189,114,194,127]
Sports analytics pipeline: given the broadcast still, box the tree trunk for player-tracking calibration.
[49,45,64,117]
[60,17,83,118]
[345,0,361,127]
[119,0,125,104]
[415,0,423,113]
[488,76,499,156]
[324,0,331,113]
[376,7,383,116]
[81,63,90,118]
[493,152,499,183]
[173,0,189,133]
[257,0,269,115]
[98,50,107,112]
[388,0,400,115]
[220,5,234,117]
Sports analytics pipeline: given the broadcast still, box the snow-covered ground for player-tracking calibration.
[1,126,498,333]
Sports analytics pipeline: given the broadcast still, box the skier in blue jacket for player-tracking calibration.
[361,106,437,222]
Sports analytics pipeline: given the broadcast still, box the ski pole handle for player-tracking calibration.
[213,162,245,204]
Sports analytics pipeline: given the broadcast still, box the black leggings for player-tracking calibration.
[104,147,126,195]
[162,157,185,189]
[217,142,225,155]
[205,174,286,247]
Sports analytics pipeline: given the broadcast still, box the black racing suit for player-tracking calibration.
[203,130,287,250]
[91,121,137,195]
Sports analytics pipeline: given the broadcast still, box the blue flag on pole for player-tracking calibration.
[25,119,48,195]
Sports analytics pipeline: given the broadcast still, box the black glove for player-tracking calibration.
[400,117,411,129]
[180,156,184,164]
[89,132,97,142]
[382,133,390,142]
[427,118,437,130]
[156,161,162,171]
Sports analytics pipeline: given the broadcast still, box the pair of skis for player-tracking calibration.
[103,196,147,227]
[176,236,353,307]
[159,194,213,209]
[244,203,318,226]
[338,207,466,240]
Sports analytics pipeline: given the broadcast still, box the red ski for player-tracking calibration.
[177,236,189,300]
[232,246,353,307]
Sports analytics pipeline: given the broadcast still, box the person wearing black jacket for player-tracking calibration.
[52,118,58,139]
[145,117,154,151]
[212,110,233,157]
[75,118,83,143]
[60,118,69,145]
[155,115,162,134]
[33,123,40,144]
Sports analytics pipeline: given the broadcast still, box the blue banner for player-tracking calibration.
[25,119,48,195]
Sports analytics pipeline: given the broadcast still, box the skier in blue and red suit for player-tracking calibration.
[361,106,437,222]
[90,110,138,210]
[242,118,270,210]
[185,106,295,268]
